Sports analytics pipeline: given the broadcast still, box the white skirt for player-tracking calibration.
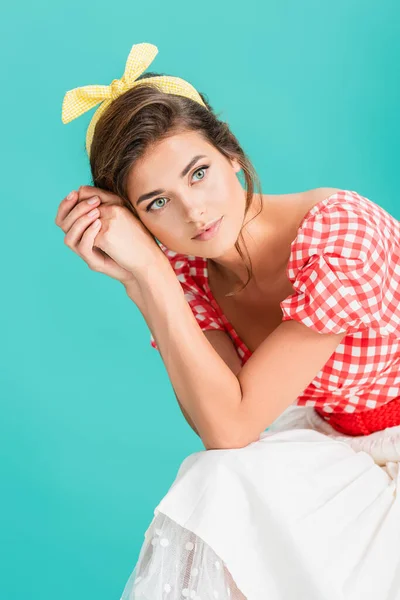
[119,406,400,600]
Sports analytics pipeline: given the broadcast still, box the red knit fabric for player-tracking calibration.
[314,396,400,436]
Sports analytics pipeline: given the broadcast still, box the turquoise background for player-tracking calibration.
[1,1,399,598]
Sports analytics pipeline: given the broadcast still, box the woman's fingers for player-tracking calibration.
[63,202,102,250]
[76,185,105,201]
[78,218,133,282]
[64,196,101,233]
[54,190,80,227]
[77,185,125,207]
[55,187,136,283]
[56,192,101,233]
[77,218,105,272]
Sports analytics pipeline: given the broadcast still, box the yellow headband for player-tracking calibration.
[61,42,208,157]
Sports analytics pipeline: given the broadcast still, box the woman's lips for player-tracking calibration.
[193,217,223,241]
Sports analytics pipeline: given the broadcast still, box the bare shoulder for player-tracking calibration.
[289,187,342,229]
[274,187,342,235]
[263,187,343,255]
[301,186,342,209]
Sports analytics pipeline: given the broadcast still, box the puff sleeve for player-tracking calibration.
[150,253,225,351]
[280,195,391,335]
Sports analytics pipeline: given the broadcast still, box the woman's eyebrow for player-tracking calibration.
[136,154,208,206]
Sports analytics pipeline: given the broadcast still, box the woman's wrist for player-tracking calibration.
[123,256,175,310]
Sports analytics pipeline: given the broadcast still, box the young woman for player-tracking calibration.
[57,43,400,599]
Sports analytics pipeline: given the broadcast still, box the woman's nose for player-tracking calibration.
[181,198,207,222]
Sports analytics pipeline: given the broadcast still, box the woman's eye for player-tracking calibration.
[146,197,168,212]
[145,165,210,213]
[192,166,209,182]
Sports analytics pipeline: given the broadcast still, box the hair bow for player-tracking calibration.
[61,42,207,156]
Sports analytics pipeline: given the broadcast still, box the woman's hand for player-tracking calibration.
[54,185,167,288]
[77,185,165,276]
[76,185,169,275]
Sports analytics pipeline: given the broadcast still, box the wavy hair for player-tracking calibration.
[88,72,264,296]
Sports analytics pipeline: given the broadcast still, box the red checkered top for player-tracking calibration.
[150,190,400,417]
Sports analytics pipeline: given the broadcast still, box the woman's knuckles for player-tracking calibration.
[87,196,100,205]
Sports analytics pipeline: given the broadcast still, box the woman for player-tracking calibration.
[57,43,400,599]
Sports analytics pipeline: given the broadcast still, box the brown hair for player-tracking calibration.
[89,71,264,297]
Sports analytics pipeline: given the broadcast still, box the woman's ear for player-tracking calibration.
[231,158,242,173]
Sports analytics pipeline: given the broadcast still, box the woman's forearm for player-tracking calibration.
[125,262,243,450]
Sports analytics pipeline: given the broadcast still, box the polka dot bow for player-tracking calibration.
[61,42,207,156]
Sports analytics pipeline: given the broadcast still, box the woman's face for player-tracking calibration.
[126,130,247,258]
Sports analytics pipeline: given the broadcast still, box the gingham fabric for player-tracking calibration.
[150,190,400,418]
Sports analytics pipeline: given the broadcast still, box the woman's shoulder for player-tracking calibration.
[271,187,343,244]
[293,187,399,238]
[299,186,343,207]
[293,187,343,226]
